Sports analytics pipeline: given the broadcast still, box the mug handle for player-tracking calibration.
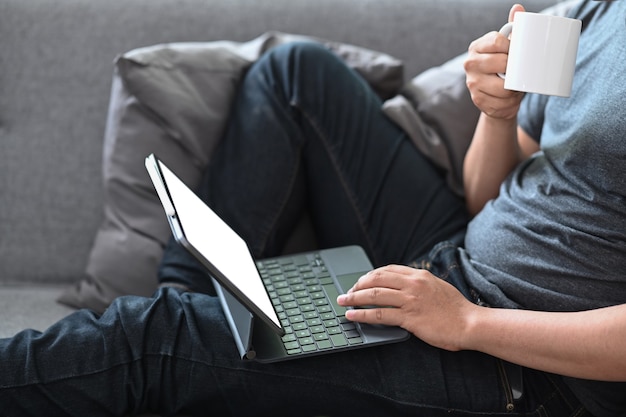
[497,22,514,80]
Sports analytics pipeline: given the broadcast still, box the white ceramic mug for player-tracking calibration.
[498,12,582,97]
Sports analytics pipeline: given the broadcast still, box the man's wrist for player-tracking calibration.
[481,112,518,130]
[458,304,491,352]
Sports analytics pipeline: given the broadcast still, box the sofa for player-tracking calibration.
[0,0,566,340]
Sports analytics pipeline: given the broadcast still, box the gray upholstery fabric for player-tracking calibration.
[0,286,74,338]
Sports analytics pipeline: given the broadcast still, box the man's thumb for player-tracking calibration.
[509,4,526,22]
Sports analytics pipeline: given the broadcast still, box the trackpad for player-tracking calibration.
[335,272,365,294]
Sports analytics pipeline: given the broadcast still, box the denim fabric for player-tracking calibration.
[0,43,590,416]
[0,265,589,416]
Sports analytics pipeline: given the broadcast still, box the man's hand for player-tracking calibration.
[339,266,626,381]
[337,264,479,352]
[464,4,526,120]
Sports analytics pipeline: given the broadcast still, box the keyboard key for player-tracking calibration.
[293,255,309,266]
[281,333,296,343]
[299,305,316,313]
[323,319,339,328]
[320,312,335,320]
[341,323,356,331]
[345,330,361,339]
[297,297,312,306]
[314,299,329,308]
[279,294,295,303]
[307,318,322,326]
[289,315,304,324]
[330,334,348,347]
[348,337,364,345]
[314,333,329,341]
[302,344,317,353]
[317,340,332,350]
[310,325,325,334]
[299,337,315,345]
[295,330,311,338]
[292,323,308,331]
[319,277,333,285]
[283,301,298,310]
[276,288,291,296]
[284,341,300,351]
[327,327,341,335]
[286,309,301,317]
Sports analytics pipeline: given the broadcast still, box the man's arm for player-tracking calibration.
[338,265,626,382]
[463,118,536,216]
[462,4,540,216]
[464,301,626,381]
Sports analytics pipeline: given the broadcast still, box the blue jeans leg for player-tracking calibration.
[0,284,588,415]
[159,41,468,291]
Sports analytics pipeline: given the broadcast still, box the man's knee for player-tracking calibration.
[269,41,335,62]
[254,41,341,78]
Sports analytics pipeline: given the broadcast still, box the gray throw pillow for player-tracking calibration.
[383,53,478,197]
[57,43,253,313]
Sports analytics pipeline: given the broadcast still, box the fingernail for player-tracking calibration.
[337,294,347,305]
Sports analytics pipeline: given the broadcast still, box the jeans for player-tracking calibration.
[0,43,589,416]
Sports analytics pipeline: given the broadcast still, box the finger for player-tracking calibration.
[475,77,523,101]
[465,45,509,76]
[470,91,524,120]
[348,264,414,293]
[509,4,526,23]
[344,305,403,327]
[338,286,404,309]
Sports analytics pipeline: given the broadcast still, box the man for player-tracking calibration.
[1,1,625,416]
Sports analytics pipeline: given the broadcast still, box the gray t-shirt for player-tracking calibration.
[458,1,626,415]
